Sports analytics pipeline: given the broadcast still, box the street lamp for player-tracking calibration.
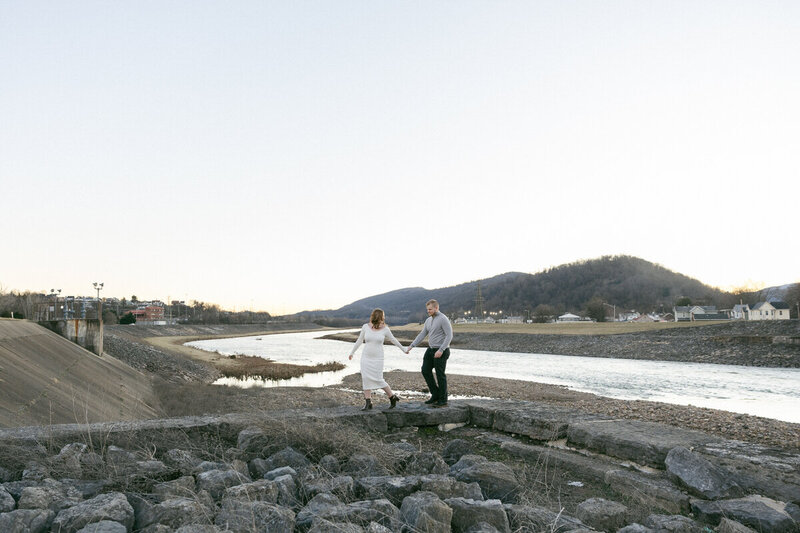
[602,302,616,322]
[93,282,104,321]
[49,288,61,320]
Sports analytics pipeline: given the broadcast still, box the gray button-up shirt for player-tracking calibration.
[410,312,453,351]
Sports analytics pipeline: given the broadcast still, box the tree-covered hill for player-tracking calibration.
[297,255,734,323]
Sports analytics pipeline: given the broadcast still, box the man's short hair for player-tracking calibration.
[426,299,439,308]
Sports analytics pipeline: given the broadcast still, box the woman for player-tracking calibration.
[348,308,406,410]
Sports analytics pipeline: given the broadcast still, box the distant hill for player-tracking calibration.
[297,255,736,323]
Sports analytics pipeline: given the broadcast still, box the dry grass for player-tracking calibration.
[393,320,728,336]
[153,382,357,417]
[218,354,344,380]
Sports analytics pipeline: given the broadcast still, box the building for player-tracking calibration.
[673,305,728,321]
[749,301,791,321]
[131,305,166,323]
[730,304,749,320]
[557,312,581,322]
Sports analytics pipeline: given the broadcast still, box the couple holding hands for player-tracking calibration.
[348,299,453,411]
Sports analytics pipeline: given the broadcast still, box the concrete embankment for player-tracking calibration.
[0,319,159,427]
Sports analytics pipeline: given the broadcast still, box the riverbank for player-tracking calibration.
[104,323,330,382]
[100,323,800,451]
[325,320,800,367]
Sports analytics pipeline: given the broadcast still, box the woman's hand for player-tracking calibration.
[348,354,353,360]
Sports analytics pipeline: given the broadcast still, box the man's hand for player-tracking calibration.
[434,350,443,358]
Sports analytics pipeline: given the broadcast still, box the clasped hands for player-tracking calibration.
[404,347,442,358]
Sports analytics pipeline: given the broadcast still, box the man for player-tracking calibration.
[406,299,453,407]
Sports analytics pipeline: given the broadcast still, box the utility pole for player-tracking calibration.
[93,282,104,322]
[474,282,485,319]
[602,302,616,322]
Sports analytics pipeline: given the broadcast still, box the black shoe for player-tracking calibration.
[432,401,448,408]
[361,399,372,411]
[424,397,437,405]
[388,394,400,409]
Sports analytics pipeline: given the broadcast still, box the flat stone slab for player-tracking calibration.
[567,419,721,468]
[383,402,470,428]
[492,404,607,441]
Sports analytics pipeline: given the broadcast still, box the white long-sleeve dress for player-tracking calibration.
[349,324,406,389]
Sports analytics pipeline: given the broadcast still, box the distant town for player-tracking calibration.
[454,300,794,325]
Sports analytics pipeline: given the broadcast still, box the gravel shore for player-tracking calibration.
[340,371,800,452]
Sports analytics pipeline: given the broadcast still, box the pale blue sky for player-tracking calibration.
[2,1,798,314]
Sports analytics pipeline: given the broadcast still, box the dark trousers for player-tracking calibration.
[421,347,450,402]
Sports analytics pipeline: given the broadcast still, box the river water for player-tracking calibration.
[186,329,800,423]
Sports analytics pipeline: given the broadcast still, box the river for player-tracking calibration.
[186,329,800,423]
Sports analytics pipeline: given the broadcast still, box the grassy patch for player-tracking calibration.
[218,355,344,380]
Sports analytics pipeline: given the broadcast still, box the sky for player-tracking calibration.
[1,1,798,315]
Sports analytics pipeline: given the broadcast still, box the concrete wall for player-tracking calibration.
[39,318,103,355]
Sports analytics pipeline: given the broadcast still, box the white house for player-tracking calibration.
[557,312,581,322]
[730,304,749,320]
[749,301,791,321]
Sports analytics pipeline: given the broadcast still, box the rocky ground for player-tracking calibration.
[100,323,800,452]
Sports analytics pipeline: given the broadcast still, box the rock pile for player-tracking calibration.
[1,399,798,532]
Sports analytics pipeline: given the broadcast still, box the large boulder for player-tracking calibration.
[222,478,280,505]
[296,492,343,530]
[132,497,211,530]
[343,455,391,478]
[75,520,127,532]
[404,452,450,475]
[263,447,311,472]
[691,496,800,533]
[0,508,55,533]
[503,503,586,532]
[304,499,402,531]
[575,497,629,532]
[18,478,83,512]
[446,497,510,533]
[214,499,295,533]
[400,491,452,533]
[604,469,689,514]
[51,492,135,533]
[50,443,88,478]
[319,455,341,474]
[717,517,759,533]
[419,474,483,501]
[236,426,271,454]
[642,514,704,533]
[162,449,203,475]
[195,468,251,500]
[307,517,365,532]
[450,455,520,502]
[152,476,196,501]
[303,475,355,501]
[355,476,422,506]
[1,484,17,512]
[442,439,473,465]
[665,447,743,500]
[273,473,301,509]
[174,526,223,533]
